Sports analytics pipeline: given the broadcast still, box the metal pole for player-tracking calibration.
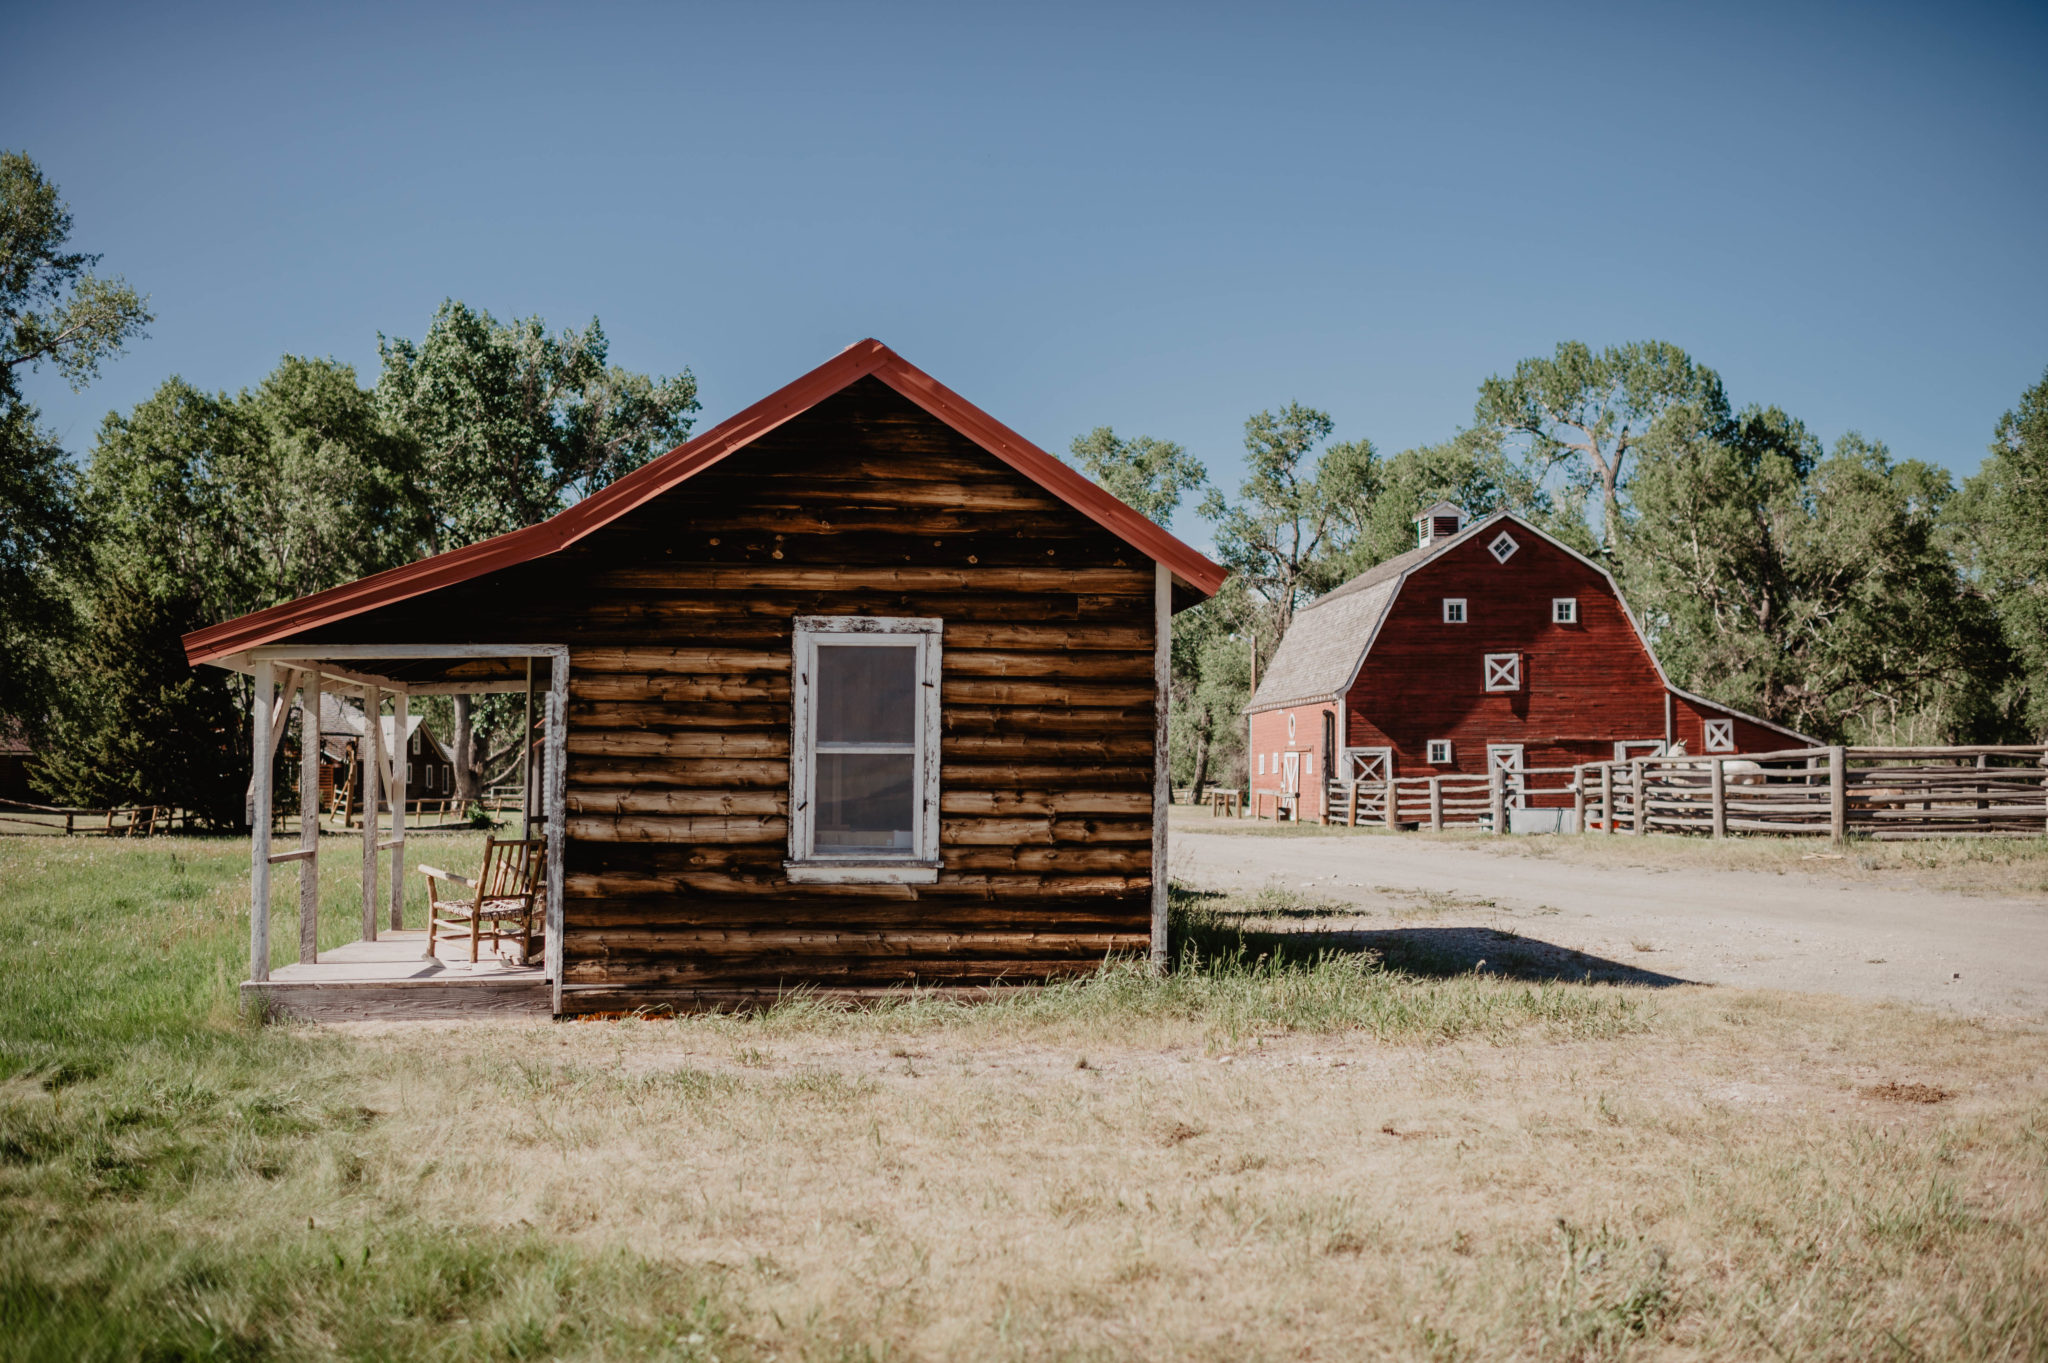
[250,661,275,984]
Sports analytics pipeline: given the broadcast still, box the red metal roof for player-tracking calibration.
[184,339,1226,665]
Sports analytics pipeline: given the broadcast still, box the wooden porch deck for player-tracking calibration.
[243,931,550,1022]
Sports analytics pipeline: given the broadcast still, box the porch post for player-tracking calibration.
[522,658,536,836]
[390,689,409,935]
[361,685,382,940]
[298,670,321,963]
[545,651,569,1014]
[250,660,275,983]
[1150,564,1171,970]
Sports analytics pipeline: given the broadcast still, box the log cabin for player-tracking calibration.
[184,340,1225,1018]
[1247,504,1812,821]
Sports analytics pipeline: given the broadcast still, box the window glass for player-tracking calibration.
[816,645,916,744]
[814,752,916,850]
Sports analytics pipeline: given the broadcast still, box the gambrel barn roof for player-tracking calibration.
[184,339,1225,668]
[1248,510,1815,743]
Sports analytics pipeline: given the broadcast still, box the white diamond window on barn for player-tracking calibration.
[1489,531,1519,563]
[1483,653,1521,692]
[788,617,942,884]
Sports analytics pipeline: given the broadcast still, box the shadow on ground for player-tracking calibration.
[1172,905,1693,989]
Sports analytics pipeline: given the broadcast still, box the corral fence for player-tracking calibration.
[1304,744,2047,843]
[0,801,190,836]
[1579,745,2048,843]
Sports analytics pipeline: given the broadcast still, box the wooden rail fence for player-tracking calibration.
[0,801,187,836]
[1250,743,2048,844]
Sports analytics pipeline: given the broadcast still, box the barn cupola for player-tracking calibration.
[1414,502,1466,547]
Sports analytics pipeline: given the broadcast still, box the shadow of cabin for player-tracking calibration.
[183,340,1227,1020]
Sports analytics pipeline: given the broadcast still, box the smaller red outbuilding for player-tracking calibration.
[1246,505,1812,815]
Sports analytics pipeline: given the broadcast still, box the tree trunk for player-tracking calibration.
[452,694,483,803]
[1189,723,1213,803]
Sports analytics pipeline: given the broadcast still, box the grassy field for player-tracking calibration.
[2,835,2044,1360]
[1171,804,2048,898]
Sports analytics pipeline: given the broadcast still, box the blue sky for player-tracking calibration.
[7,0,2045,545]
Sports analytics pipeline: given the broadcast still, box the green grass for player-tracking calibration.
[0,832,751,1363]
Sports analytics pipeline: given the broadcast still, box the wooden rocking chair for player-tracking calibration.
[418,837,545,965]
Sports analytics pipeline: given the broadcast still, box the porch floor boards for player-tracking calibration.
[243,931,550,1022]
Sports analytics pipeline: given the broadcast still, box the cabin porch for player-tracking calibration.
[225,643,569,1020]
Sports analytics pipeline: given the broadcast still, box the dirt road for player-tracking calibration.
[1173,829,2048,1016]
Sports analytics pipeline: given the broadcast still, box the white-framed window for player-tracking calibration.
[406,762,414,785]
[787,616,942,884]
[1304,751,1314,775]
[1483,653,1521,692]
[1552,597,1577,624]
[1426,739,1453,765]
[1442,598,1467,624]
[1704,718,1734,752]
[1272,750,1279,770]
[411,730,422,754]
[1286,712,1296,740]
[1488,531,1520,564]
[1257,752,1265,775]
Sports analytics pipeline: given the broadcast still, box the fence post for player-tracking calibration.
[1828,745,1847,846]
[1599,765,1613,835]
[1572,765,1586,834]
[1629,759,1646,834]
[1429,777,1443,831]
[1384,777,1398,831]
[1710,757,1727,840]
[1489,768,1506,834]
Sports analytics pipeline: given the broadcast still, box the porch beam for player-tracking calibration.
[250,643,569,659]
[250,660,275,984]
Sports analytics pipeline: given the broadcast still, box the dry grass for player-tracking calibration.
[5,837,2047,1360]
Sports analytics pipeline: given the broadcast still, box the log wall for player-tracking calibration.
[298,378,1161,1010]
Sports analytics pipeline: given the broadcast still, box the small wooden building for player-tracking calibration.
[1248,505,1811,816]
[316,693,458,809]
[185,340,1225,1016]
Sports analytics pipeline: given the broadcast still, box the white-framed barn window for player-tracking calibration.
[1703,718,1734,752]
[1483,653,1521,692]
[787,616,942,884]
[1426,739,1453,764]
[1488,531,1520,563]
[1552,597,1577,624]
[1257,752,1265,775]
[1442,597,1467,623]
[1287,712,1296,739]
[1304,751,1314,776]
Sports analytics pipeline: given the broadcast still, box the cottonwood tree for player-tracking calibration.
[377,300,701,799]
[0,151,151,726]
[1624,410,2013,742]
[1066,427,1207,527]
[38,363,423,819]
[1200,403,1377,639]
[1476,340,1725,552]
[1955,367,2048,737]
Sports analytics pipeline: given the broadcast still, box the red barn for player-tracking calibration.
[1246,505,1810,820]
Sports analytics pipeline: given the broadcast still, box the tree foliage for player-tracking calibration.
[1476,340,1724,551]
[377,301,699,552]
[1066,427,1206,526]
[0,152,152,727]
[1954,366,2048,736]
